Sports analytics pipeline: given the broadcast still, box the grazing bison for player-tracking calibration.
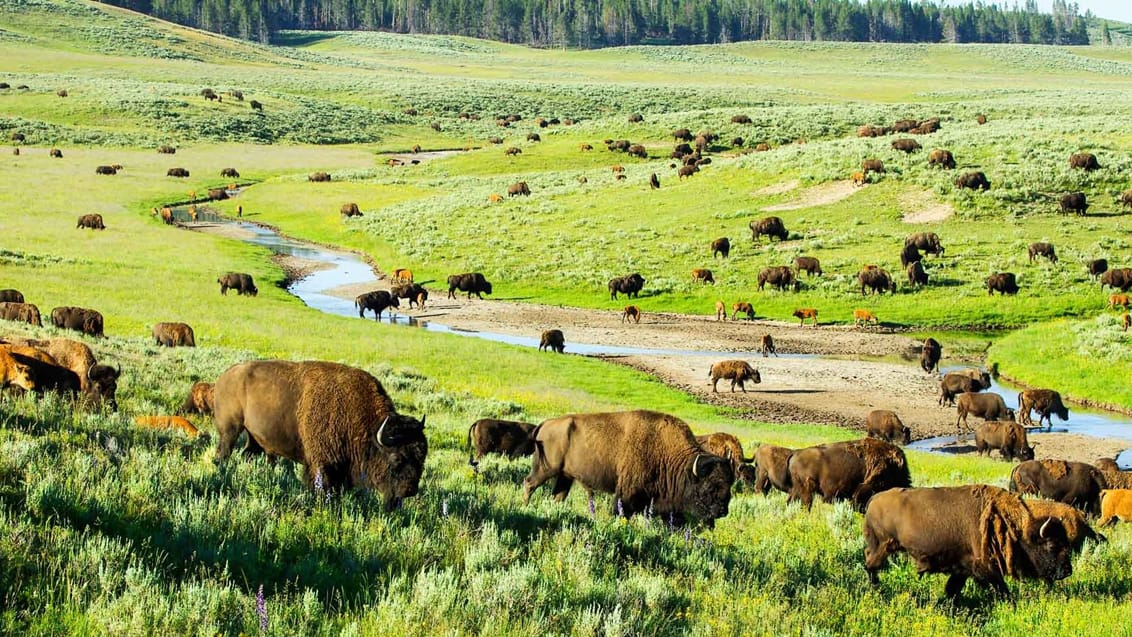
[794,256,822,277]
[749,216,788,243]
[0,289,24,303]
[627,113,643,123]
[956,392,1014,435]
[522,410,735,523]
[974,420,1034,461]
[1017,389,1069,429]
[1124,313,1131,332]
[697,432,756,484]
[987,272,1019,296]
[355,290,399,320]
[672,128,693,142]
[1088,258,1109,279]
[152,322,196,347]
[0,302,42,326]
[752,444,794,495]
[448,272,493,300]
[214,360,428,510]
[731,114,752,124]
[95,165,117,175]
[49,148,62,158]
[851,171,867,186]
[891,138,921,153]
[1011,459,1107,516]
[539,329,566,354]
[864,485,1073,599]
[181,381,215,415]
[861,158,885,174]
[709,360,760,393]
[955,171,990,190]
[621,305,640,323]
[5,336,117,406]
[649,173,660,189]
[731,302,754,321]
[3,349,81,399]
[792,308,818,327]
[899,243,923,270]
[218,272,257,296]
[504,146,522,157]
[0,348,38,393]
[787,438,911,511]
[711,237,730,258]
[507,181,530,197]
[207,188,228,201]
[905,232,944,256]
[1068,152,1099,171]
[220,167,239,178]
[976,113,988,124]
[157,145,176,154]
[627,144,647,158]
[691,268,715,284]
[1100,490,1132,526]
[467,418,536,466]
[1026,500,1104,550]
[76,214,105,230]
[858,267,896,295]
[757,266,798,292]
[1028,242,1057,264]
[928,149,956,169]
[857,125,887,138]
[921,338,942,374]
[714,300,727,321]
[1059,192,1088,216]
[308,172,331,182]
[1107,294,1129,310]
[340,203,361,217]
[938,372,987,407]
[854,309,879,326]
[761,334,777,357]
[608,273,645,300]
[391,283,427,309]
[1100,267,1132,292]
[906,261,928,287]
[677,165,698,179]
[50,306,104,337]
[166,167,190,178]
[865,410,911,445]
[526,133,541,143]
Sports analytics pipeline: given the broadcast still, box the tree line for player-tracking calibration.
[99,0,1092,47]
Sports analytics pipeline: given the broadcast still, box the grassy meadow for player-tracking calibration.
[3,0,1132,634]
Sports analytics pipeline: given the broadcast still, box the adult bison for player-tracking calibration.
[507,182,530,197]
[905,232,943,256]
[891,138,921,153]
[757,266,798,292]
[750,216,788,243]
[1017,389,1069,429]
[865,410,911,445]
[0,289,24,303]
[696,432,756,484]
[906,261,928,287]
[928,149,956,169]
[1028,242,1057,264]
[76,214,105,230]
[448,272,493,299]
[95,165,117,175]
[709,360,760,393]
[1100,268,1132,292]
[1068,152,1099,171]
[1011,459,1107,516]
[340,203,361,217]
[974,420,1034,461]
[391,283,428,309]
[152,322,196,347]
[218,272,257,296]
[1088,258,1108,280]
[864,485,1073,600]
[920,338,942,374]
[539,329,565,354]
[522,410,735,524]
[955,171,990,190]
[794,256,822,277]
[0,302,42,326]
[213,360,428,510]
[50,306,104,337]
[166,167,190,178]
[181,381,215,415]
[987,272,1019,296]
[1059,192,1088,216]
[0,348,37,392]
[355,290,399,320]
[308,171,330,182]
[1094,458,1132,489]
[691,268,715,284]
[1026,500,1104,551]
[467,418,536,467]
[677,165,698,179]
[753,444,794,495]
[938,372,987,407]
[2,349,81,399]
[787,438,911,511]
[861,158,885,174]
[4,336,119,407]
[220,167,240,178]
[711,237,730,258]
[899,243,922,269]
[956,392,1014,436]
[858,267,896,295]
[608,273,645,300]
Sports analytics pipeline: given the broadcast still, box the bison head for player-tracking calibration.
[86,363,120,411]
[899,426,912,446]
[735,463,757,485]
[1020,516,1073,582]
[684,454,734,523]
[367,413,428,510]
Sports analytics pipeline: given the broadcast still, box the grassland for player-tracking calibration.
[3,0,1132,634]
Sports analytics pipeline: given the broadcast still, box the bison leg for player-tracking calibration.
[711,377,719,393]
[522,460,558,504]
[551,476,574,502]
[863,532,893,585]
[944,574,969,599]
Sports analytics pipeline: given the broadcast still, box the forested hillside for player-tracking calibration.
[98,0,1092,47]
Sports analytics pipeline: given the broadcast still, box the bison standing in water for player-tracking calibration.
[447,272,493,299]
[355,290,399,320]
[865,410,911,445]
[213,360,428,510]
[1017,389,1069,429]
[921,338,942,374]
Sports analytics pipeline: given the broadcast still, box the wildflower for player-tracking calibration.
[442,499,449,518]
[588,495,595,516]
[684,527,691,545]
[313,469,324,492]
[256,585,267,632]
[616,498,625,517]
[668,512,675,532]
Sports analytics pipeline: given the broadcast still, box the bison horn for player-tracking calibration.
[1039,517,1052,539]
[692,454,710,478]
[376,416,391,447]
[419,414,426,429]
[724,448,733,461]
[87,365,96,381]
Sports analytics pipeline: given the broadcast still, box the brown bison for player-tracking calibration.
[1068,152,1099,171]
[220,167,239,178]
[891,138,921,153]
[711,237,730,258]
[787,438,911,511]
[864,485,1073,599]
[207,188,228,201]
[1100,490,1132,526]
[4,336,117,406]
[677,165,698,179]
[672,128,693,142]
[1108,294,1130,311]
[865,410,911,445]
[467,418,536,467]
[1017,389,1069,429]
[522,410,734,523]
[906,261,928,287]
[608,273,645,300]
[731,114,752,124]
[76,214,105,230]
[1058,192,1088,216]
[900,243,923,269]
[218,272,257,296]
[152,322,196,347]
[507,181,530,197]
[986,272,1019,296]
[749,216,788,243]
[1028,242,1057,264]
[391,283,428,309]
[0,348,37,392]
[857,125,887,138]
[49,148,62,158]
[854,308,878,326]
[157,145,176,154]
[1100,267,1132,292]
[50,306,104,337]
[938,372,987,407]
[95,165,117,175]
[974,420,1034,461]
[539,329,565,354]
[0,289,24,303]
[794,256,822,277]
[861,158,885,174]
[1,348,81,399]
[714,300,726,321]
[135,415,200,437]
[649,173,660,189]
[792,308,818,327]
[308,172,331,182]
[214,360,428,510]
[0,301,42,326]
[504,146,522,156]
[709,360,760,393]
[181,381,215,415]
[1011,459,1107,516]
[1088,258,1108,279]
[627,113,643,123]
[448,272,493,299]
[391,268,413,285]
[955,171,990,190]
[691,268,715,284]
[928,148,956,169]
[753,444,794,495]
[166,167,190,177]
[858,267,896,295]
[340,203,361,217]
[621,305,640,323]
[355,290,399,320]
[761,334,777,357]
[696,432,756,484]
[526,133,541,143]
[1026,500,1104,550]
[731,302,754,321]
[1094,458,1132,489]
[757,266,799,292]
[905,232,944,256]
[975,113,988,124]
[956,392,1015,435]
[921,338,942,374]
[627,144,647,158]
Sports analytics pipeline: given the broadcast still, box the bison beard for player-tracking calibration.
[213,360,428,510]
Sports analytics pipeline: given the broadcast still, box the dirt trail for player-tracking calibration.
[762,180,859,211]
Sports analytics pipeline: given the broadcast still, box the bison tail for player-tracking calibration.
[467,422,478,467]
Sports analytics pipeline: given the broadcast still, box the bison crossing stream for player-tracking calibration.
[202,217,1132,468]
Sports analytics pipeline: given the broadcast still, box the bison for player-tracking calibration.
[752,444,794,495]
[0,301,42,326]
[166,167,190,178]
[218,272,257,296]
[152,322,196,347]
[76,214,105,230]
[340,203,362,217]
[157,145,176,154]
[467,418,536,467]
[507,181,530,197]
[1028,242,1057,264]
[854,309,878,327]
[794,256,822,277]
[987,272,1019,296]
[391,283,428,309]
[861,158,885,174]
[1088,258,1109,279]
[787,438,911,511]
[938,372,986,407]
[906,261,928,287]
[522,410,734,524]
[696,432,756,484]
[891,138,921,153]
[95,165,117,175]
[677,165,698,179]
[0,348,37,392]
[1100,267,1132,292]
[1112,294,1132,311]
[1017,389,1069,429]
[905,232,943,256]
[649,173,660,189]
[608,273,645,300]
[691,268,715,285]
[757,266,798,292]
[859,267,896,295]
[1100,490,1132,526]
[5,336,118,407]
[792,308,818,327]
[504,146,522,156]
[955,171,990,190]
[1094,458,1132,489]
[711,237,730,258]
[355,290,399,320]
[928,149,956,169]
[865,410,911,445]
[864,485,1073,600]
[1059,192,1088,216]
[1011,459,1107,516]
[1026,500,1104,550]
[1068,152,1099,171]
[900,243,923,269]
[539,329,565,354]
[50,306,104,337]
[974,420,1034,461]
[750,216,788,243]
[709,360,760,393]
[731,302,754,321]
[308,172,331,182]
[135,415,200,437]
[2,349,81,399]
[220,167,240,178]
[621,305,640,323]
[921,338,942,374]
[214,360,428,510]
[956,392,1015,436]
[49,148,62,158]
[761,334,777,357]
[448,272,493,300]
[181,381,215,415]
[0,289,24,303]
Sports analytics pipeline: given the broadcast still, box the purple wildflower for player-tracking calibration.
[616,498,625,517]
[684,527,691,545]
[668,512,675,532]
[588,495,595,516]
[256,584,268,632]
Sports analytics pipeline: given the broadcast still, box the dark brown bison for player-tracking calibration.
[0,289,24,303]
[608,273,645,300]
[891,138,921,153]
[0,301,42,326]
[1068,152,1099,171]
[891,119,918,133]
[691,268,714,284]
[308,171,331,182]
[1100,267,1132,292]
[249,99,263,111]
[1088,258,1108,280]
[987,272,1019,296]
[709,360,760,393]
[857,125,887,138]
[858,267,896,295]
[49,148,62,158]
[1059,192,1088,216]
[207,188,228,201]
[220,167,239,178]
[218,272,257,296]
[627,144,647,158]
[391,283,428,308]
[861,158,885,174]
[787,438,911,511]
[355,290,399,320]
[1011,459,1107,516]
[95,165,117,175]
[865,410,911,445]
[864,485,1073,599]
[166,167,189,178]
[974,420,1034,462]
[955,171,990,190]
[711,237,730,258]
[50,306,104,337]
[730,114,752,124]
[753,444,794,495]
[152,322,196,347]
[448,272,493,300]
[677,165,698,179]
[340,203,361,217]
[906,261,928,287]
[899,243,923,270]
[928,149,956,169]
[627,113,643,123]
[157,145,176,154]
[76,214,105,230]
[181,381,215,415]
[672,128,693,142]
[956,392,1014,435]
[504,146,522,156]
[938,372,987,407]
[2,349,81,399]
[5,336,117,406]
[214,360,428,510]
[539,329,565,354]
[905,232,944,256]
[1017,389,1069,429]
[794,256,822,277]
[921,338,941,374]
[522,410,734,523]
[761,334,778,357]
[526,133,541,143]
[507,181,530,197]
[696,432,756,484]
[467,418,536,467]
[649,173,660,189]
[758,266,799,292]
[749,216,788,243]
[1028,242,1057,264]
